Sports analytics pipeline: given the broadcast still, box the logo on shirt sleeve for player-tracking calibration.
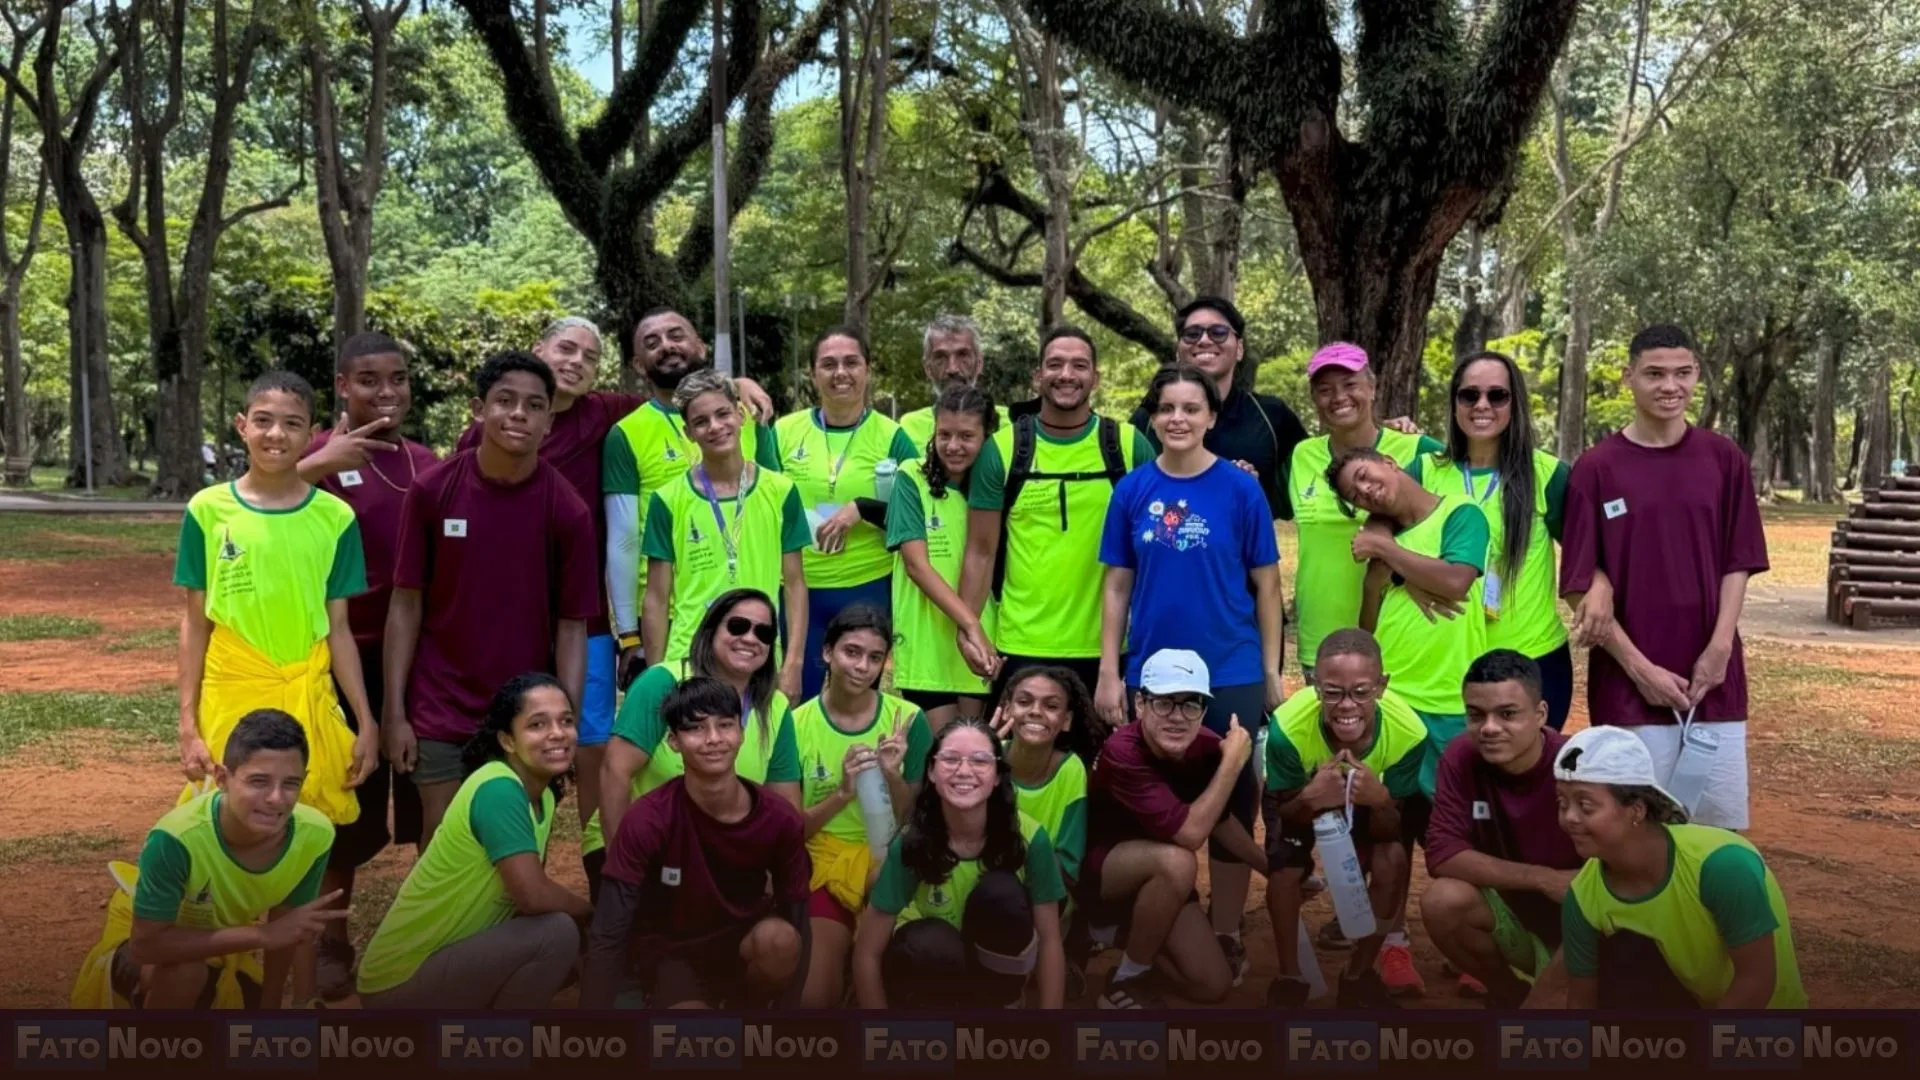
[1471,801,1491,821]
[661,866,681,887]
[444,518,468,538]
[339,470,364,488]
[1604,498,1628,520]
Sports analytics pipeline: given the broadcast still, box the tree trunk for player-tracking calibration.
[308,1,406,344]
[1031,34,1070,328]
[62,201,126,487]
[1,287,29,486]
[1809,332,1840,502]
[1864,362,1893,489]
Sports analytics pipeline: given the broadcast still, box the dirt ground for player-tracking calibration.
[3,509,1919,1010]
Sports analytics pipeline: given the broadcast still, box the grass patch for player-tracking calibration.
[0,514,178,561]
[0,689,176,758]
[1764,726,1920,780]
[107,627,177,653]
[0,615,103,642]
[0,828,124,868]
[1797,929,1920,994]
[28,465,155,502]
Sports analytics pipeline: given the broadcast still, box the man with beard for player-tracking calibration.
[958,326,1154,726]
[897,315,1010,454]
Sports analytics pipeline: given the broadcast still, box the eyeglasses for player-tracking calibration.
[934,750,997,771]
[1142,695,1206,720]
[1178,324,1235,345]
[723,616,778,644]
[1455,387,1512,407]
[1318,685,1378,705]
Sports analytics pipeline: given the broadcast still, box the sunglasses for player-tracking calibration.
[724,616,778,644]
[1178,324,1235,345]
[1455,386,1512,407]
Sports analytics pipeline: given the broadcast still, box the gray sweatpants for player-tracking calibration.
[360,912,578,1009]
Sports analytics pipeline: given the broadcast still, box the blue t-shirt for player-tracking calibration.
[1098,459,1280,687]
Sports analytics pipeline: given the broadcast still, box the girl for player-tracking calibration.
[995,667,1091,886]
[641,370,809,698]
[888,384,1002,729]
[774,327,918,699]
[793,606,932,1007]
[852,718,1068,1008]
[357,673,592,1007]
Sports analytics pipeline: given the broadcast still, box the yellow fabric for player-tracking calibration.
[806,830,875,915]
[188,626,359,825]
[69,861,263,1010]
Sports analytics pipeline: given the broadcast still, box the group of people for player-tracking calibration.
[77,297,1806,1015]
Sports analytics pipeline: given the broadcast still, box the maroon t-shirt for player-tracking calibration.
[1559,428,1769,727]
[458,391,645,637]
[1084,724,1222,889]
[603,777,810,960]
[1425,728,1582,944]
[393,451,598,742]
[303,430,440,644]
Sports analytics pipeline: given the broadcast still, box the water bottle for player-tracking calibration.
[1253,722,1269,791]
[1666,709,1718,819]
[1313,810,1377,941]
[872,459,899,503]
[854,767,895,857]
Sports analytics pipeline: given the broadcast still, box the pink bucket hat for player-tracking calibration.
[1307,342,1370,377]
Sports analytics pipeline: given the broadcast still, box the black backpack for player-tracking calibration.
[992,413,1128,601]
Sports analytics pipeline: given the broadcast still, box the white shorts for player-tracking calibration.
[1627,721,1749,831]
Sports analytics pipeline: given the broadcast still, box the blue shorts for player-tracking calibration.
[580,633,618,746]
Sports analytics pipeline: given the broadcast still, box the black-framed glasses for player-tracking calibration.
[1141,694,1206,720]
[1178,324,1236,345]
[1455,387,1512,407]
[724,616,778,644]
[1318,685,1379,705]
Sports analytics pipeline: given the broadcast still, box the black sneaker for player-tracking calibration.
[1217,934,1249,988]
[1336,969,1398,1010]
[1318,920,1355,949]
[315,936,355,1002]
[1065,959,1088,1002]
[1098,970,1165,1010]
[1266,976,1312,1008]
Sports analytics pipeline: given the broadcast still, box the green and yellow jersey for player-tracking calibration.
[1013,752,1087,882]
[868,811,1067,928]
[1412,450,1571,659]
[886,461,994,695]
[132,791,334,929]
[773,409,918,589]
[1373,491,1490,716]
[793,693,931,845]
[1264,687,1427,799]
[898,403,1012,457]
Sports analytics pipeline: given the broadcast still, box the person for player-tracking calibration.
[774,326,918,699]
[357,673,592,1008]
[640,370,810,691]
[1262,630,1425,1009]
[852,718,1068,1008]
[959,326,1155,716]
[582,677,811,1008]
[1421,650,1582,1006]
[605,307,783,688]
[1413,351,1574,729]
[897,314,1011,453]
[991,666,1092,993]
[295,331,439,999]
[590,588,803,890]
[1082,649,1263,1009]
[174,371,375,831]
[793,606,933,1007]
[1554,725,1806,1008]
[888,384,1001,729]
[385,352,597,848]
[111,711,340,1009]
[1560,324,1768,831]
[1098,363,1284,983]
[1288,343,1443,681]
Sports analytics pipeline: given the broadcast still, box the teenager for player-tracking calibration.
[1082,649,1262,1009]
[888,384,1001,728]
[1561,324,1769,830]
[175,371,375,830]
[774,327,918,699]
[386,353,597,848]
[1421,650,1582,1006]
[1098,363,1283,983]
[641,370,810,691]
[992,666,1092,993]
[853,718,1068,1008]
[794,606,933,1007]
[113,711,340,1009]
[1263,630,1425,1009]
[1554,726,1806,1008]
[357,673,591,1007]
[1413,352,1574,729]
[583,677,811,1008]
[898,315,1011,453]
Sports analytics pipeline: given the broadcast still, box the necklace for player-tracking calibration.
[363,441,417,493]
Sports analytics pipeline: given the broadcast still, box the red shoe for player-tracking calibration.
[1457,972,1488,997]
[1375,942,1426,997]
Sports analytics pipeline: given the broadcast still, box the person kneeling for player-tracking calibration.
[852,718,1067,1008]
[583,677,811,1008]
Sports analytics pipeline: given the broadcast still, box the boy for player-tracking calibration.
[116,710,343,1008]
[583,677,811,1008]
[386,352,598,846]
[175,371,375,826]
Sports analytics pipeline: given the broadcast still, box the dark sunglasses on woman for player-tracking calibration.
[1455,386,1512,407]
[724,615,779,644]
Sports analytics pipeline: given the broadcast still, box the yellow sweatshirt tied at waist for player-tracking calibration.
[807,831,877,915]
[70,861,263,1009]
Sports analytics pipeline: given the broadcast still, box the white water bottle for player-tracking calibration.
[855,767,895,857]
[872,459,899,503]
[1314,810,1377,941]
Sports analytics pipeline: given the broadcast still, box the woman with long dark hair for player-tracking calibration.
[851,718,1067,1008]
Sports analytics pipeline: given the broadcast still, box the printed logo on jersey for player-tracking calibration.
[218,528,245,562]
[1140,500,1210,552]
[792,444,809,462]
[690,523,706,544]
[664,446,682,462]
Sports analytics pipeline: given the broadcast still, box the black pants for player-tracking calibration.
[1534,642,1575,732]
[883,871,1034,1008]
[1596,930,1698,1009]
[329,641,422,870]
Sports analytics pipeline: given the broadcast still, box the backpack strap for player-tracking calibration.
[1095,416,1127,483]
[992,415,1042,602]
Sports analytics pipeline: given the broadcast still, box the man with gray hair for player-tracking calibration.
[898,314,1008,454]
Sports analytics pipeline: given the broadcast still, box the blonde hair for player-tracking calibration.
[673,368,737,412]
[540,316,604,353]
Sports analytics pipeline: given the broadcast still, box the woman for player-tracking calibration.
[1411,351,1575,729]
[641,370,809,699]
[1288,343,1442,681]
[994,667,1090,885]
[793,605,932,1007]
[852,718,1068,1008]
[774,327,918,699]
[588,588,804,887]
[357,673,592,1007]
[1554,726,1805,1009]
[888,384,1002,729]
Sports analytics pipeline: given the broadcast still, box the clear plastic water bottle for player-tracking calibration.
[854,767,895,857]
[1313,810,1377,941]
[872,459,899,503]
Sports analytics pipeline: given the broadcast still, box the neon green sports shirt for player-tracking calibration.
[793,693,930,845]
[1372,491,1489,715]
[773,409,918,590]
[132,791,333,930]
[868,812,1067,928]
[1412,450,1571,659]
[1013,752,1087,881]
[886,461,994,695]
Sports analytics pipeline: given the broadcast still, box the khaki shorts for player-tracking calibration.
[414,738,468,786]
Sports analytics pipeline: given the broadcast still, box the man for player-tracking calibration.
[582,677,811,1008]
[1421,649,1582,1007]
[898,314,1010,453]
[1560,323,1768,830]
[386,353,598,847]
[1082,649,1263,1009]
[297,331,439,999]
[959,325,1154,707]
[1262,630,1424,1009]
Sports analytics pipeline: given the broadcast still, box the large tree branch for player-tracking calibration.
[626,0,767,207]
[579,0,707,172]
[219,183,297,234]
[1452,0,1582,189]
[1016,0,1260,139]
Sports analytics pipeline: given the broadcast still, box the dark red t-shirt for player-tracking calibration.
[393,451,598,742]
[603,777,811,960]
[458,391,645,637]
[1559,428,1769,726]
[303,430,440,644]
[1084,724,1222,889]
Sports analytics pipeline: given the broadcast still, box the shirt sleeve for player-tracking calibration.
[780,486,812,552]
[1023,827,1069,906]
[888,429,918,464]
[1128,427,1156,471]
[1241,474,1281,568]
[969,438,1007,511]
[1051,796,1086,882]
[753,423,783,471]
[1416,434,1446,455]
[555,490,601,621]
[282,851,328,908]
[766,708,801,782]
[867,837,914,915]
[173,510,207,590]
[1268,401,1309,521]
[327,519,369,600]
[1266,725,1307,792]
[1561,886,1601,978]
[1384,743,1427,800]
[1698,844,1780,949]
[1440,503,1490,572]
[1559,456,1600,596]
[455,423,479,453]
[1720,442,1771,577]
[1097,480,1137,569]
[771,811,811,904]
[1108,749,1190,840]
[601,794,659,887]
[1421,746,1474,871]
[469,775,541,863]
[640,492,676,563]
[393,482,431,590]
[1544,459,1572,542]
[900,710,933,784]
[602,428,639,497]
[132,830,192,922]
[885,474,928,550]
[611,666,673,753]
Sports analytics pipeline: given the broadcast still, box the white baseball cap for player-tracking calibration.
[1139,649,1212,698]
[1552,727,1687,822]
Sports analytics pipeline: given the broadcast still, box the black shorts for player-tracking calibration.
[640,924,754,1007]
[1534,642,1575,732]
[896,688,987,717]
[328,642,422,870]
[1263,802,1408,873]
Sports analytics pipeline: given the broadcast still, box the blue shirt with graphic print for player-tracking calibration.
[1098,459,1280,688]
